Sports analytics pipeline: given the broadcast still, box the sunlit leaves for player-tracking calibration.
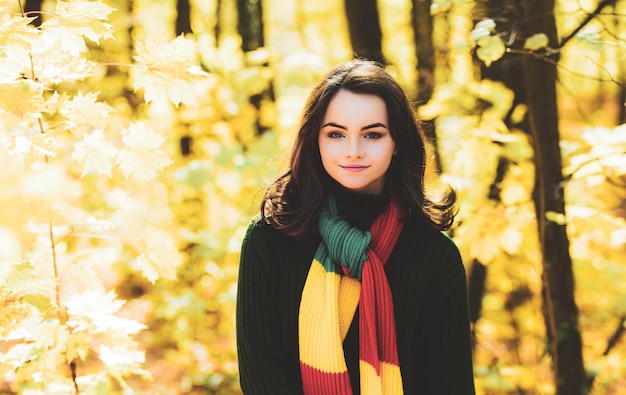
[98,344,148,385]
[41,0,114,54]
[0,1,196,392]
[0,81,45,126]
[116,122,173,181]
[60,91,115,128]
[469,19,506,66]
[131,35,210,107]
[131,229,183,283]
[72,129,118,177]
[470,19,496,42]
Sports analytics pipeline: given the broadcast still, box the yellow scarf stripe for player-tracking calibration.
[338,275,361,339]
[299,259,361,373]
[359,360,403,395]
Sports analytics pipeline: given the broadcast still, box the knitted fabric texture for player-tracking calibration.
[298,195,405,395]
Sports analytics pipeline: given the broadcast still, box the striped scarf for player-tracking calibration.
[298,194,405,395]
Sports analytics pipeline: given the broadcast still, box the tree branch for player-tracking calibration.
[603,315,626,356]
[558,0,617,48]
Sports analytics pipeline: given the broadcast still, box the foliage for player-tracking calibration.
[426,1,626,392]
[0,0,208,392]
[1,0,626,394]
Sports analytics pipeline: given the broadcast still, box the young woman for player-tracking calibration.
[236,60,475,394]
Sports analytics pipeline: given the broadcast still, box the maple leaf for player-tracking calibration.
[131,228,183,283]
[65,290,145,335]
[66,329,91,362]
[0,15,40,53]
[0,81,45,125]
[34,50,95,84]
[41,0,114,54]
[98,343,149,384]
[60,92,115,127]
[72,129,118,177]
[65,290,124,317]
[116,122,172,181]
[131,35,209,107]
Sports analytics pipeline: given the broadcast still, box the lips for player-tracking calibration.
[340,164,369,172]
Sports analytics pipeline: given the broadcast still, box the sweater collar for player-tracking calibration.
[328,182,390,231]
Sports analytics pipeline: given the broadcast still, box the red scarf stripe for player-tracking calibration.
[300,363,353,395]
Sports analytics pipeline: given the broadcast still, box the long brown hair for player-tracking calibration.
[261,59,456,238]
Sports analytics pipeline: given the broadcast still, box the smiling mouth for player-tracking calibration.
[340,164,369,172]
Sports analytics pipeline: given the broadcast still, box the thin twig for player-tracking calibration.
[558,0,618,49]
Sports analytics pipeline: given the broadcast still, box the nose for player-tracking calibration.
[346,138,364,159]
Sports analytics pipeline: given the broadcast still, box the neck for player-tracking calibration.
[330,184,390,231]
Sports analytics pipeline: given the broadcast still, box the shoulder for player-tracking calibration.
[242,216,319,257]
[399,218,465,277]
[242,216,285,250]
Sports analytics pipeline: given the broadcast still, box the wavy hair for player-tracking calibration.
[261,59,456,238]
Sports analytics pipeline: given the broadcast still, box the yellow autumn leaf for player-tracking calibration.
[66,329,91,362]
[72,129,118,177]
[116,122,172,181]
[131,35,209,107]
[65,290,124,316]
[41,0,114,54]
[0,81,45,125]
[60,91,115,128]
[98,344,148,383]
[131,228,183,283]
[0,15,39,49]
[35,53,95,85]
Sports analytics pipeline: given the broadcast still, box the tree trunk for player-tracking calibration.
[24,0,43,26]
[236,0,275,137]
[411,0,435,105]
[176,0,193,36]
[343,0,384,64]
[519,1,586,393]
[237,0,265,51]
[411,0,444,172]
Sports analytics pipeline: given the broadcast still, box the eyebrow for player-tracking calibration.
[321,122,388,130]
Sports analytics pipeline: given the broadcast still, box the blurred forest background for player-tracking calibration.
[1,0,626,394]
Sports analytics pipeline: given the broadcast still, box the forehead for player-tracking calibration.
[323,90,388,121]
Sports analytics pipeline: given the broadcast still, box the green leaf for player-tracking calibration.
[546,211,566,225]
[476,35,506,66]
[524,33,549,51]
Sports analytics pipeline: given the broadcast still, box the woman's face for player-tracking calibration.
[318,90,395,194]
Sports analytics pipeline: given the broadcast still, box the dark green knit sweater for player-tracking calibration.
[236,191,476,394]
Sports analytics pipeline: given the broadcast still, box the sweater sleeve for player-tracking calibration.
[236,221,301,394]
[426,264,476,393]
[414,239,476,394]
[391,230,476,394]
